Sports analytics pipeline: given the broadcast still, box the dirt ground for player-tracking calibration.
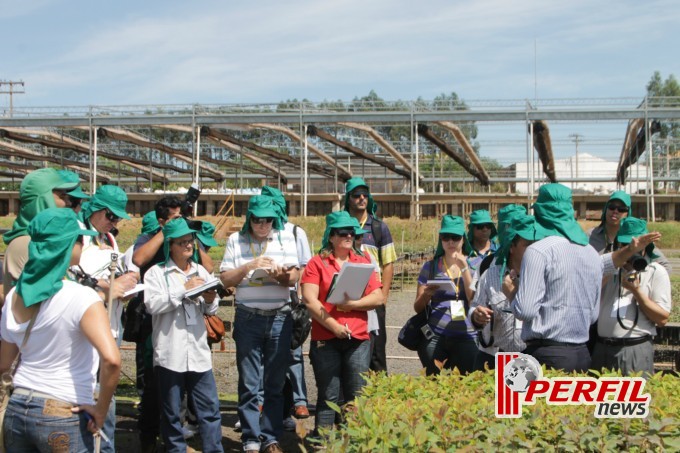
[114,289,422,452]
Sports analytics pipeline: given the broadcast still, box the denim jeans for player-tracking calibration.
[100,397,116,453]
[417,334,478,376]
[309,339,371,430]
[155,367,223,453]
[286,345,308,407]
[4,392,94,453]
[234,306,292,451]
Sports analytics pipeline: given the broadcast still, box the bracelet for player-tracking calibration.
[460,267,469,274]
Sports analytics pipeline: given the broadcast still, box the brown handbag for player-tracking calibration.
[203,314,225,345]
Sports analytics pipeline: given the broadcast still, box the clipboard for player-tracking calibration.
[186,279,222,299]
[326,262,375,304]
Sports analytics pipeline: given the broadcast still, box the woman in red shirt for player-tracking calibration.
[301,211,383,436]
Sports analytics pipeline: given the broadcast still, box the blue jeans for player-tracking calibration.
[309,339,371,430]
[4,392,94,452]
[417,334,478,376]
[286,346,308,407]
[155,367,223,453]
[100,397,115,453]
[234,306,292,451]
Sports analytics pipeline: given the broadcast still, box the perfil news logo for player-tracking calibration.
[495,353,651,418]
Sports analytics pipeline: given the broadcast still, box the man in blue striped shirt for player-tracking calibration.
[503,184,660,372]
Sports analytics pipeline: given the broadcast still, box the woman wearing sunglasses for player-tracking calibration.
[413,215,477,375]
[301,211,383,438]
[464,209,498,273]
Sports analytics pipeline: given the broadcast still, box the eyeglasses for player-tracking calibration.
[607,205,629,213]
[440,234,463,242]
[332,228,356,238]
[354,235,364,241]
[105,209,121,223]
[350,191,369,200]
[171,239,194,248]
[475,224,493,230]
[251,216,274,225]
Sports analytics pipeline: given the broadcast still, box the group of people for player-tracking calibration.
[417,183,670,378]
[0,168,672,453]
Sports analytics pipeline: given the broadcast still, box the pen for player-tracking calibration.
[84,412,110,444]
[345,323,351,340]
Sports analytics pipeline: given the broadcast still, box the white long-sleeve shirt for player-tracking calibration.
[144,259,218,373]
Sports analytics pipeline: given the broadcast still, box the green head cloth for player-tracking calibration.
[141,211,160,235]
[532,183,588,245]
[495,214,544,268]
[82,185,131,222]
[4,168,78,244]
[616,217,658,259]
[320,211,363,254]
[161,218,196,265]
[497,205,527,240]
[600,190,632,224]
[16,208,97,307]
[58,170,90,199]
[195,221,218,248]
[261,186,288,224]
[465,209,498,254]
[240,195,283,235]
[343,177,378,217]
[434,215,466,258]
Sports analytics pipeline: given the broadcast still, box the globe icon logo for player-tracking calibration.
[504,354,542,393]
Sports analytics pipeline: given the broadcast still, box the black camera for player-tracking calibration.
[180,183,201,217]
[627,254,648,272]
[186,219,204,231]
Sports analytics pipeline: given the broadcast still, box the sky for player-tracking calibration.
[1,0,678,163]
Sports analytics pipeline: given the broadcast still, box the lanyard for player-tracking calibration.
[248,234,268,258]
[441,256,461,299]
[616,269,639,330]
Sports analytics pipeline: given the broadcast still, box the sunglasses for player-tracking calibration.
[171,238,194,248]
[105,209,121,223]
[332,228,356,238]
[475,224,493,230]
[607,205,629,213]
[251,216,274,225]
[441,234,463,242]
[350,191,369,200]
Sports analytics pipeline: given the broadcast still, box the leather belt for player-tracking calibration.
[237,304,291,317]
[597,335,652,347]
[526,339,585,347]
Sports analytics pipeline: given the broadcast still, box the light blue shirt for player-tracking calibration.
[512,236,615,344]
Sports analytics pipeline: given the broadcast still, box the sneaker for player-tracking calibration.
[234,419,241,432]
[282,416,296,432]
[263,442,284,453]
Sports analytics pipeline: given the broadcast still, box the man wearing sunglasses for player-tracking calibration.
[343,177,396,374]
[588,191,670,272]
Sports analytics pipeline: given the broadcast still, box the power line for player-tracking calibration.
[0,80,25,117]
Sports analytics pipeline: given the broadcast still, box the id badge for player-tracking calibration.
[185,303,198,325]
[610,297,632,318]
[448,300,466,321]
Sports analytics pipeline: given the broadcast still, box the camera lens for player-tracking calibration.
[629,254,648,272]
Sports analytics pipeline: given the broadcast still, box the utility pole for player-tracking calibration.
[569,133,583,190]
[0,80,25,117]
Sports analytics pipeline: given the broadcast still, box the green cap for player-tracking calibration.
[58,170,90,199]
[497,205,527,239]
[320,211,363,252]
[343,177,377,216]
[16,208,98,307]
[141,211,160,235]
[195,221,218,248]
[83,185,131,221]
[616,217,658,259]
[241,195,283,234]
[261,186,288,224]
[495,214,543,268]
[532,183,588,245]
[161,218,196,264]
[4,168,80,244]
[434,215,466,258]
[600,190,632,224]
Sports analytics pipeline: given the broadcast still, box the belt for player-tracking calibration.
[12,388,73,406]
[597,335,652,347]
[526,339,585,347]
[237,304,291,317]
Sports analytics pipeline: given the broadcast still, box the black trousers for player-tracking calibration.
[369,305,388,373]
[523,343,590,373]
